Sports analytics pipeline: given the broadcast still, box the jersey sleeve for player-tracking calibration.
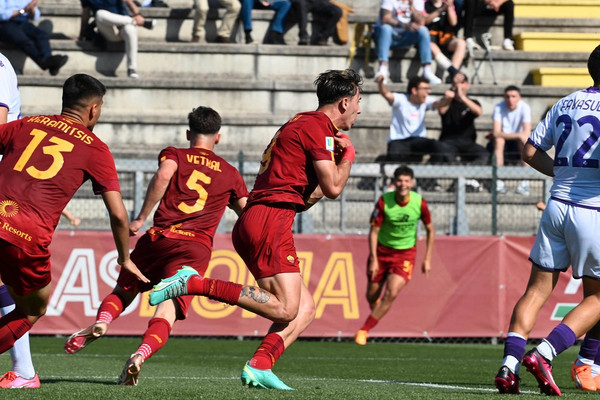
[529,102,558,152]
[420,197,432,225]
[302,118,335,162]
[158,146,179,165]
[370,196,385,227]
[230,170,250,201]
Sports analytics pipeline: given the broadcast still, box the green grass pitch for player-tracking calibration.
[0,336,589,399]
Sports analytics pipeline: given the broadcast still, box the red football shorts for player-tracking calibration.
[121,234,212,320]
[232,203,300,280]
[0,239,51,296]
[368,244,417,284]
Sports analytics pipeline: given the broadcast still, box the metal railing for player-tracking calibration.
[58,158,551,236]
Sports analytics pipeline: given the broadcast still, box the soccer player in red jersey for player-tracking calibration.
[149,69,362,389]
[0,74,148,361]
[354,165,434,346]
[64,106,249,386]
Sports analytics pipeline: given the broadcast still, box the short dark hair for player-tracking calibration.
[314,69,363,107]
[588,44,600,85]
[453,71,469,82]
[62,74,106,110]
[504,85,521,94]
[407,76,429,93]
[188,106,221,134]
[393,165,414,179]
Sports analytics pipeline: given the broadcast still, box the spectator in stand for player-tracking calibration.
[79,0,156,79]
[0,0,68,75]
[241,0,291,45]
[374,0,441,85]
[191,0,240,43]
[286,0,341,46]
[376,74,450,164]
[489,85,532,195]
[424,0,466,81]
[463,0,515,52]
[438,72,488,165]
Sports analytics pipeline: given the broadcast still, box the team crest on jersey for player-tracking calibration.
[325,137,334,151]
[0,200,19,218]
[287,255,295,264]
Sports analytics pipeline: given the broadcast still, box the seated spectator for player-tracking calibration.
[0,0,68,75]
[488,85,531,194]
[438,72,488,165]
[286,0,342,46]
[463,0,514,52]
[376,74,449,163]
[79,0,156,79]
[191,0,240,43]
[241,0,291,45]
[373,0,441,85]
[424,0,466,80]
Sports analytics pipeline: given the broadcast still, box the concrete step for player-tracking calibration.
[37,5,600,44]
[515,32,600,52]
[16,77,571,161]
[532,67,593,87]
[3,37,591,85]
[515,0,600,19]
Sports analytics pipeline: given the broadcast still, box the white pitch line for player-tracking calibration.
[39,375,537,394]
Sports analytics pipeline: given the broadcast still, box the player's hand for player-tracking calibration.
[334,133,355,164]
[422,259,431,277]
[118,258,150,283]
[129,219,144,236]
[368,256,379,281]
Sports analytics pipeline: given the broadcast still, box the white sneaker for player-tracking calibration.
[466,37,481,54]
[516,180,530,196]
[502,38,514,51]
[374,66,389,84]
[127,68,139,79]
[423,70,442,85]
[465,179,482,192]
[496,179,507,194]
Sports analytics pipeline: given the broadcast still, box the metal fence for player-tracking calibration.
[58,159,551,236]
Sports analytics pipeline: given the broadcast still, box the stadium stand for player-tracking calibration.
[0,0,597,235]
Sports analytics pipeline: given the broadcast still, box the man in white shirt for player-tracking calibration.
[374,0,441,85]
[490,85,532,194]
[377,74,449,164]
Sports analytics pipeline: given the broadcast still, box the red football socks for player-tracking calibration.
[360,315,379,332]
[249,332,285,370]
[135,317,172,361]
[96,293,125,324]
[187,276,242,305]
[0,309,33,353]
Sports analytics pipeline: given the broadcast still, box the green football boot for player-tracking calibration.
[241,362,294,390]
[149,266,199,306]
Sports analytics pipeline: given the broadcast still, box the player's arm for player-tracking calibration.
[303,185,324,211]
[102,190,149,283]
[522,141,554,177]
[368,224,380,281]
[313,133,355,199]
[228,196,248,216]
[129,158,177,235]
[422,221,434,277]
[0,107,7,124]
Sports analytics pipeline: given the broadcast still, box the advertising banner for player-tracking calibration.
[31,232,581,338]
